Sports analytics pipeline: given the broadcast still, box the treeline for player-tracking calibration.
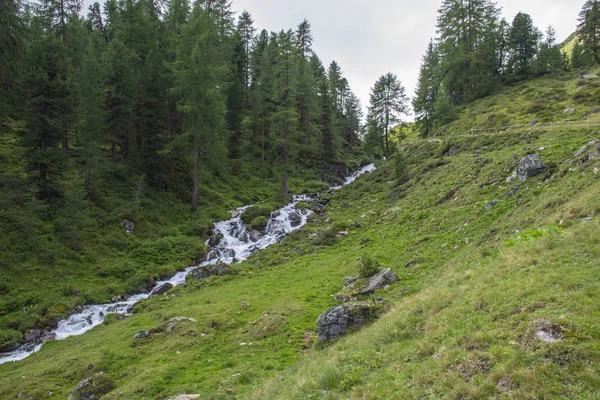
[413,0,599,136]
[0,0,364,210]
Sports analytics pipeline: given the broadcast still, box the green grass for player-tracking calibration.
[0,127,333,340]
[1,122,599,398]
[434,70,600,135]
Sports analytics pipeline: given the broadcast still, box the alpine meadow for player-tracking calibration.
[1,0,600,399]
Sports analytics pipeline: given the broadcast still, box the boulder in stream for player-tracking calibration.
[150,282,173,296]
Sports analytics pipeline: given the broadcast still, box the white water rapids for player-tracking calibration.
[0,164,375,365]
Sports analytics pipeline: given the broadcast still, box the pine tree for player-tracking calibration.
[170,3,228,211]
[436,0,501,105]
[535,26,564,74]
[77,32,106,190]
[571,40,586,69]
[577,0,600,65]
[249,30,274,162]
[0,0,24,130]
[237,10,255,100]
[507,12,540,75]
[87,2,104,34]
[367,73,408,157]
[270,30,299,197]
[102,38,134,162]
[296,19,313,59]
[40,0,82,46]
[198,0,233,36]
[23,35,72,198]
[343,92,363,148]
[413,40,439,136]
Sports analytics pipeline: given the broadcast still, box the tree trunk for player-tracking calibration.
[85,154,91,190]
[385,110,389,158]
[192,141,199,212]
[111,142,117,163]
[261,117,266,162]
[281,167,288,198]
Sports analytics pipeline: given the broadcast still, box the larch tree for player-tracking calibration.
[170,4,228,212]
[271,30,298,197]
[367,73,408,158]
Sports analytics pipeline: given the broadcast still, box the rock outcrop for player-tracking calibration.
[361,268,397,295]
[121,219,135,235]
[316,302,385,342]
[149,282,173,296]
[517,154,546,181]
[69,373,115,400]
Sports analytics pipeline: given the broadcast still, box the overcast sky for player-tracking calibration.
[231,0,582,119]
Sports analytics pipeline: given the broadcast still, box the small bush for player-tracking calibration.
[0,329,22,351]
[505,226,563,247]
[358,254,381,278]
[249,216,268,231]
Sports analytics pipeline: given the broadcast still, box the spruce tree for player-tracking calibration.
[577,0,600,65]
[413,40,439,136]
[23,35,72,198]
[507,12,540,75]
[237,10,255,100]
[367,73,408,158]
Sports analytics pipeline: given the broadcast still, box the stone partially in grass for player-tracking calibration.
[337,268,397,299]
[69,372,115,400]
[316,302,388,342]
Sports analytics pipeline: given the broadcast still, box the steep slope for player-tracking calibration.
[435,70,600,135]
[1,112,599,398]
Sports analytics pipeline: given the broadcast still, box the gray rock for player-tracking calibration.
[361,268,397,295]
[506,171,518,183]
[574,140,598,157]
[222,249,236,260]
[446,145,457,156]
[23,329,55,343]
[563,107,576,115]
[507,184,521,197]
[121,219,135,235]
[165,323,176,333]
[316,302,384,342]
[582,74,599,80]
[343,276,359,287]
[192,263,237,280]
[133,330,150,339]
[249,230,263,242]
[289,211,302,228]
[529,120,538,126]
[517,155,547,181]
[485,200,498,211]
[207,233,223,247]
[168,317,197,323]
[582,217,594,224]
[149,282,173,296]
[69,373,115,400]
[354,221,361,228]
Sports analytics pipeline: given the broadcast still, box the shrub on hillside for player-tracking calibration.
[358,254,381,278]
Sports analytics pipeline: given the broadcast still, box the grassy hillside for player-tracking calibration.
[560,32,578,58]
[435,70,600,135]
[1,108,599,399]
[0,126,341,342]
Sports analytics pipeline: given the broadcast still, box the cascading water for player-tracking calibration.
[0,164,375,364]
